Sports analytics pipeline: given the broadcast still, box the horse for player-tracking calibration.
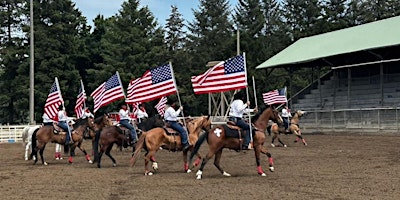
[130,116,212,175]
[289,110,307,146]
[22,125,41,160]
[189,106,282,180]
[66,118,96,164]
[30,118,94,165]
[91,114,113,163]
[96,125,129,168]
[267,120,288,147]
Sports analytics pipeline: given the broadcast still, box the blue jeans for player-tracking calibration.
[120,119,137,142]
[229,117,251,147]
[283,117,289,130]
[58,121,71,143]
[167,121,189,146]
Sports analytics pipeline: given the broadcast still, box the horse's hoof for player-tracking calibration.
[222,171,231,177]
[186,169,192,173]
[152,162,158,171]
[25,158,28,161]
[284,145,287,148]
[269,166,274,172]
[271,144,275,147]
[145,171,153,176]
[88,160,93,164]
[56,157,59,160]
[112,163,117,167]
[43,162,48,166]
[260,173,266,176]
[196,170,203,179]
[196,175,202,180]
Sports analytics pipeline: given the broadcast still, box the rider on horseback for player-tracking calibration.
[164,99,190,151]
[135,104,148,123]
[81,107,94,119]
[228,92,257,150]
[119,104,138,146]
[57,105,73,145]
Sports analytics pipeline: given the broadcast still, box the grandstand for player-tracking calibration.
[256,16,400,134]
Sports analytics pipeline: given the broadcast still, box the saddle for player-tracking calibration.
[163,123,180,136]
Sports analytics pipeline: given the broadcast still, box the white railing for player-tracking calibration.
[0,125,37,143]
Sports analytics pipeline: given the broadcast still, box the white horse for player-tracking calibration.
[22,125,41,160]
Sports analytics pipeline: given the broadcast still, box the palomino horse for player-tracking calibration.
[97,125,129,168]
[30,118,94,165]
[130,116,212,175]
[189,107,282,180]
[289,110,307,146]
[267,119,287,147]
[22,125,41,160]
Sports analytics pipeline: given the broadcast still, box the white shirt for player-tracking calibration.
[119,109,131,120]
[82,111,94,119]
[135,109,148,119]
[42,113,53,123]
[281,108,292,118]
[229,99,253,118]
[164,106,181,121]
[58,110,68,122]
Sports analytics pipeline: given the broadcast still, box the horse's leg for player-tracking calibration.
[68,143,77,164]
[213,148,231,177]
[97,144,106,168]
[259,146,274,174]
[144,150,157,175]
[271,132,277,147]
[104,144,117,167]
[183,150,189,173]
[93,131,100,163]
[278,136,287,147]
[76,141,92,163]
[196,149,217,180]
[25,141,31,160]
[39,143,48,165]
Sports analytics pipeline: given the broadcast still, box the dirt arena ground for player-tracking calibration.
[1,134,399,200]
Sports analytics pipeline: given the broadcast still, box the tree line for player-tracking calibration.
[1,0,400,124]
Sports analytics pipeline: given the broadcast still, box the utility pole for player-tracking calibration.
[29,0,35,124]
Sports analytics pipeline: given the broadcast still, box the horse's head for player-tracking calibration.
[295,110,306,118]
[187,115,211,135]
[252,106,283,130]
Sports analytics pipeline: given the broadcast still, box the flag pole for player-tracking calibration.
[252,76,258,109]
[169,62,188,129]
[243,53,253,147]
[115,71,130,111]
[55,77,64,107]
[80,79,86,109]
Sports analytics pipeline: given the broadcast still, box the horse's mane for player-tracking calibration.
[251,106,270,122]
[73,118,87,129]
[94,115,105,124]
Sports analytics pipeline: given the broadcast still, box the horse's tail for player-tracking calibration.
[130,131,146,167]
[189,130,209,162]
[29,128,39,160]
[22,127,29,147]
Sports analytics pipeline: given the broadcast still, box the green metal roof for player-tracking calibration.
[256,16,400,69]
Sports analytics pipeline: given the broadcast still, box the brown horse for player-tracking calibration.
[189,106,282,180]
[267,119,287,147]
[30,117,94,165]
[130,116,212,175]
[92,114,113,163]
[289,110,307,146]
[96,125,129,168]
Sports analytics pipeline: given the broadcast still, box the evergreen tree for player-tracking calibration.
[28,0,88,121]
[0,0,29,124]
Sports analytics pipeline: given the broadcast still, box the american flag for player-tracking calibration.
[126,64,177,103]
[154,96,167,116]
[44,78,64,119]
[74,80,86,118]
[191,54,247,94]
[91,72,125,113]
[263,87,288,105]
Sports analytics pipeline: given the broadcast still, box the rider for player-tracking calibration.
[164,99,190,151]
[119,103,138,146]
[81,107,94,119]
[57,105,73,145]
[135,104,148,123]
[228,92,257,150]
[281,104,291,133]
[42,113,53,126]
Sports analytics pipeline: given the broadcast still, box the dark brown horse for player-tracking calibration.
[189,107,282,179]
[130,116,212,175]
[92,114,113,163]
[30,117,94,165]
[96,125,128,168]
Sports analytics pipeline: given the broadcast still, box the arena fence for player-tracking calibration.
[299,107,400,134]
[2,108,398,143]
